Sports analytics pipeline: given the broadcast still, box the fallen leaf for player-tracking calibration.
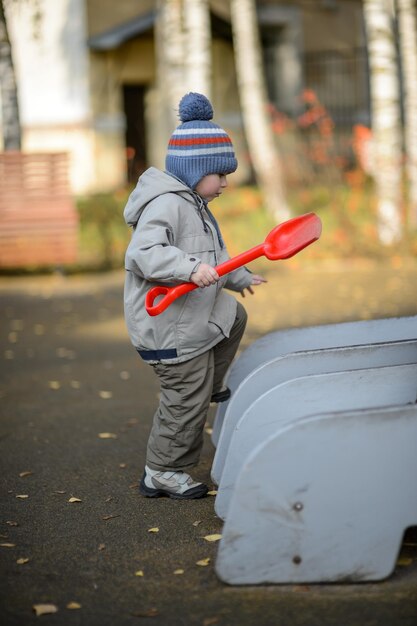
[33,604,58,616]
[135,570,144,577]
[196,557,211,567]
[120,371,130,380]
[16,557,29,565]
[203,534,222,543]
[48,381,61,390]
[16,494,29,499]
[52,490,66,495]
[205,427,213,435]
[66,602,81,610]
[119,463,127,469]
[98,432,118,439]
[203,618,220,626]
[19,471,33,478]
[192,520,202,527]
[207,490,217,496]
[6,521,18,527]
[98,544,106,551]
[102,514,120,521]
[148,527,159,533]
[68,497,82,503]
[132,608,159,618]
[70,380,81,389]
[98,391,113,399]
[397,557,413,566]
[173,569,184,575]
[0,543,16,548]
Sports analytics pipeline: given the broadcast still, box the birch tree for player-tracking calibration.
[363,0,403,244]
[155,0,211,136]
[0,0,21,150]
[183,0,211,99]
[396,0,417,227]
[230,0,289,221]
[155,0,187,137]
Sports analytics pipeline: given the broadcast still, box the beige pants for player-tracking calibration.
[146,302,247,472]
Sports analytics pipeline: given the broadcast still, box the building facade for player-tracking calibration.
[1,0,368,194]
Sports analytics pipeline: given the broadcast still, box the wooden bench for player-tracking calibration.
[216,403,417,584]
[0,152,78,267]
[212,338,417,486]
[211,316,417,446]
[215,361,417,520]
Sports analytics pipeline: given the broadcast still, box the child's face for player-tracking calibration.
[195,174,228,202]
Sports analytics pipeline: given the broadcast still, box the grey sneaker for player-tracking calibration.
[139,465,208,499]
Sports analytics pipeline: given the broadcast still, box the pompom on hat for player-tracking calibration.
[165,92,237,190]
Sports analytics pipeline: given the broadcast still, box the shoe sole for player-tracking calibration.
[139,476,209,500]
[210,388,231,403]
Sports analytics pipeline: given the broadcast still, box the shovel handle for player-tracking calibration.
[145,212,322,316]
[145,243,265,316]
[145,282,197,316]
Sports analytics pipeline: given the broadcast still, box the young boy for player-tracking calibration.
[123,92,266,499]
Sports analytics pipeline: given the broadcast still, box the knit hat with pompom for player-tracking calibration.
[165,92,237,190]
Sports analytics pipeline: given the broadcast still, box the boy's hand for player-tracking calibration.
[240,274,267,297]
[191,263,220,288]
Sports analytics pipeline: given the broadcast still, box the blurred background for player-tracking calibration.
[0,0,416,296]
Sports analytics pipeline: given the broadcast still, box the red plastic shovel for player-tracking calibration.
[145,212,322,316]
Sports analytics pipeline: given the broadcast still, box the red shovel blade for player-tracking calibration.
[145,212,322,316]
[264,212,322,260]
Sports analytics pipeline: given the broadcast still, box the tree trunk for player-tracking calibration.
[363,0,403,244]
[155,0,211,128]
[183,0,211,99]
[155,0,187,135]
[396,0,417,227]
[0,0,21,150]
[230,0,289,221]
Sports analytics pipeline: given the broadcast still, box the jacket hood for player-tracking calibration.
[124,167,193,227]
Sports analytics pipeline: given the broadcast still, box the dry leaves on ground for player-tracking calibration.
[203,534,222,543]
[33,604,58,616]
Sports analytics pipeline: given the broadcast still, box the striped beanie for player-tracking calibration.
[165,92,237,190]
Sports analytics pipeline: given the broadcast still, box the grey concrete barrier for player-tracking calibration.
[211,316,417,447]
[215,404,417,584]
[215,363,417,519]
[211,339,417,485]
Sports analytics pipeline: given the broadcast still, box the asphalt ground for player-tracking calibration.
[1,260,417,626]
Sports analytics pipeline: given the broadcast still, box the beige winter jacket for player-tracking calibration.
[123,167,252,364]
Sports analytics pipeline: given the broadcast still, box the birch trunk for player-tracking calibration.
[363,0,403,244]
[0,0,21,150]
[230,0,289,221]
[155,0,187,135]
[183,0,211,98]
[396,0,417,227]
[155,0,211,157]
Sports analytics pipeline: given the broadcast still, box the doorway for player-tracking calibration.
[123,84,147,183]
